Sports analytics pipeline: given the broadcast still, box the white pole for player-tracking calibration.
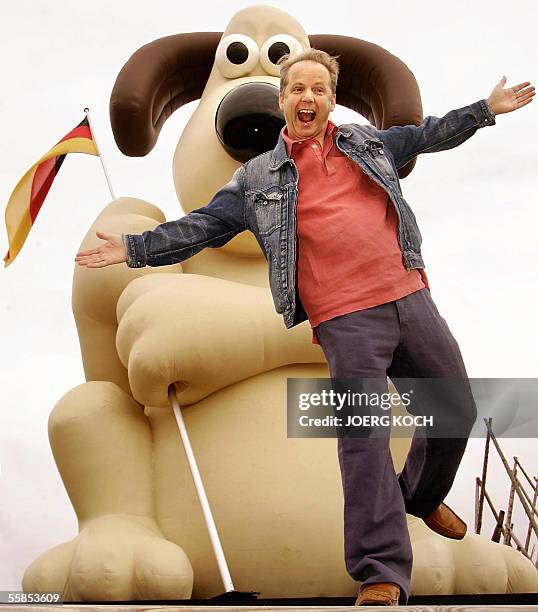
[84,107,116,200]
[168,385,235,594]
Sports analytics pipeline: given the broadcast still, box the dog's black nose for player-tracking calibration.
[215,83,285,163]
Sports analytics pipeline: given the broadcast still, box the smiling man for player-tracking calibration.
[278,57,336,146]
[76,49,534,606]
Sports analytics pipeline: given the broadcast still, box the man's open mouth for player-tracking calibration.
[298,109,315,123]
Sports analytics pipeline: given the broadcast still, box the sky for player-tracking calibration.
[1,0,537,593]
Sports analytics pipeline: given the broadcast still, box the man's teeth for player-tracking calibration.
[298,110,315,122]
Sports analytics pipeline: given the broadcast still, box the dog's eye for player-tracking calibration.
[216,34,259,78]
[260,35,303,76]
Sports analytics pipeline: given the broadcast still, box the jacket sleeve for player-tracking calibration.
[122,166,247,268]
[374,99,496,170]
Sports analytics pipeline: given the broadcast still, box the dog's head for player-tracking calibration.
[110,6,422,256]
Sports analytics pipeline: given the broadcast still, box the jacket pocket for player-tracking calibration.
[365,139,399,183]
[252,189,283,237]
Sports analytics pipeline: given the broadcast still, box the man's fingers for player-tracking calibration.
[517,89,535,101]
[75,253,106,265]
[76,246,103,257]
[518,96,534,108]
[76,258,108,268]
[76,239,116,257]
[516,86,535,98]
[512,81,532,92]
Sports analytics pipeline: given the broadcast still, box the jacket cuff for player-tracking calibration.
[122,233,147,268]
[472,99,496,127]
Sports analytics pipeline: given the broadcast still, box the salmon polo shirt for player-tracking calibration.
[282,122,428,344]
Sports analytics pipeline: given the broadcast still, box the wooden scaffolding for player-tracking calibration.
[475,417,538,566]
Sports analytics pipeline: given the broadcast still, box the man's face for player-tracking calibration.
[279,60,336,144]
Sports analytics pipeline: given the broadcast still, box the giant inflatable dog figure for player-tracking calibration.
[23,5,538,601]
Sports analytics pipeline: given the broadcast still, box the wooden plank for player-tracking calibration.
[8,607,538,612]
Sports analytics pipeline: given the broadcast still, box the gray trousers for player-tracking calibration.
[315,288,477,604]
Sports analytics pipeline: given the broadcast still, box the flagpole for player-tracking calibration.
[84,107,116,200]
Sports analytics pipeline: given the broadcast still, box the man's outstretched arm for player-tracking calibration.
[376,76,534,170]
[75,167,247,269]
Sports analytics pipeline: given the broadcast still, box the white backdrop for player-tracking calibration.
[1,0,537,592]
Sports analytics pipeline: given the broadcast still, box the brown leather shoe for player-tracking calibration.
[355,582,400,606]
[423,502,467,540]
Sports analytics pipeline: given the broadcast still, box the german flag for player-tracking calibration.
[4,116,98,267]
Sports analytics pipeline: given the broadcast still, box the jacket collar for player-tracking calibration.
[269,133,290,171]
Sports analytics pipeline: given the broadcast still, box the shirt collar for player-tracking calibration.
[281,120,338,157]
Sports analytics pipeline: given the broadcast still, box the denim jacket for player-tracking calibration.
[123,99,495,329]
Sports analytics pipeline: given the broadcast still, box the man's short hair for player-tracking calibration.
[278,48,340,94]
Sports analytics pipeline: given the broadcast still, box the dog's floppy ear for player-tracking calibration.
[110,32,222,156]
[310,34,423,177]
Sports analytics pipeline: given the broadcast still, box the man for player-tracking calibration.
[76,50,534,606]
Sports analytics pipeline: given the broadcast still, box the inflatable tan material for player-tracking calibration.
[23,6,538,601]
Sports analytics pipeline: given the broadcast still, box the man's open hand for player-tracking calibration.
[487,76,535,115]
[75,232,127,268]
